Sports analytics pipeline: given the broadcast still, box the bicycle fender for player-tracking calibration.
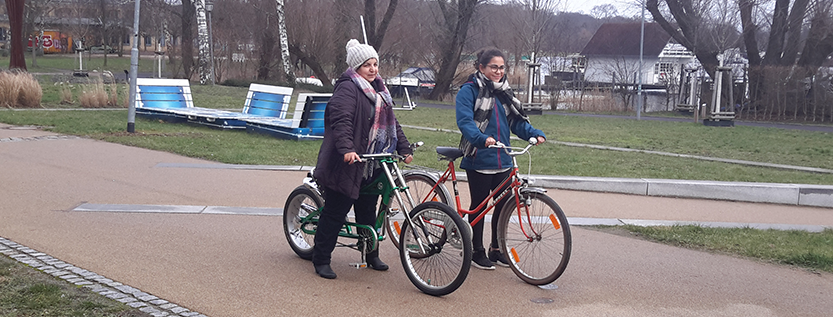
[302,177,323,198]
[519,187,547,196]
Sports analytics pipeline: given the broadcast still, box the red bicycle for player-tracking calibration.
[388,138,571,285]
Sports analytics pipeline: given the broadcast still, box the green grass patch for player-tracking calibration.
[2,108,833,185]
[618,225,833,273]
[395,108,833,171]
[0,256,151,316]
[2,54,160,75]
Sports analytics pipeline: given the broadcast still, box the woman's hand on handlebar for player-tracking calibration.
[485,136,497,147]
[535,136,546,145]
[403,154,413,164]
[344,152,360,164]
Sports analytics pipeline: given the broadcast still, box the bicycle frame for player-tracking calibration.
[299,153,434,256]
[424,141,545,242]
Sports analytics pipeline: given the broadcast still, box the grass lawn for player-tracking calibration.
[598,225,833,274]
[0,256,151,316]
[2,54,164,75]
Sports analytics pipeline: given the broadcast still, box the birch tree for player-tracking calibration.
[194,0,210,84]
[276,0,294,83]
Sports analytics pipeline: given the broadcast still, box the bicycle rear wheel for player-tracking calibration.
[387,172,449,249]
[283,186,323,260]
[399,202,471,296]
[497,191,571,285]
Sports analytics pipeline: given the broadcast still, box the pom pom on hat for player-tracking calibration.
[346,39,379,70]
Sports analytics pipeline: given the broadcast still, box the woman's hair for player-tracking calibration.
[475,48,505,68]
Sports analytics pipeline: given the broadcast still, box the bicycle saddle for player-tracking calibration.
[436,147,464,161]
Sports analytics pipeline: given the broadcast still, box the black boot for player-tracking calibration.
[314,264,336,279]
[366,250,389,271]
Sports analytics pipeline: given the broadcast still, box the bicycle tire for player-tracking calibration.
[399,201,472,296]
[283,186,323,260]
[497,191,571,285]
[387,172,450,249]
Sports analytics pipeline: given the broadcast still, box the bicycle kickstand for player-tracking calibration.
[349,240,369,269]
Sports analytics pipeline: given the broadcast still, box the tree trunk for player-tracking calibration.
[7,0,27,70]
[289,44,332,89]
[364,0,399,50]
[428,0,479,100]
[194,0,211,84]
[257,33,275,80]
[181,0,195,80]
[275,0,294,83]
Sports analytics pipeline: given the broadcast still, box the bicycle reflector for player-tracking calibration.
[549,214,561,230]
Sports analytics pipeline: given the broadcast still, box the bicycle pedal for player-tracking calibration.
[350,262,368,269]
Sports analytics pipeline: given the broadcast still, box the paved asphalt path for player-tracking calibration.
[2,123,833,316]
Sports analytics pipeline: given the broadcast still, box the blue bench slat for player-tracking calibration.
[251,91,287,103]
[138,86,184,93]
[141,100,188,109]
[246,108,282,117]
[140,94,187,102]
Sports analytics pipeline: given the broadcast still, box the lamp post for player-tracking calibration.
[206,0,215,85]
[127,0,141,133]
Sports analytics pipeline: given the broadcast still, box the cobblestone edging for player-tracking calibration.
[0,135,81,143]
[0,236,207,317]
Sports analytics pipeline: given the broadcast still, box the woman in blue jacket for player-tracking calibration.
[456,48,546,270]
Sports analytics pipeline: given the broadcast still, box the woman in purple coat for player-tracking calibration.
[311,39,413,279]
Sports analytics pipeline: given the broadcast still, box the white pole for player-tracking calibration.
[360,15,368,44]
[637,0,645,120]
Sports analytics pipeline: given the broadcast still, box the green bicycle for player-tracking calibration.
[282,144,473,296]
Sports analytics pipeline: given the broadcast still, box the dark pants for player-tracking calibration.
[312,186,379,266]
[465,169,512,252]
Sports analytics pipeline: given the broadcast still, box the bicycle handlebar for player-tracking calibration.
[488,137,538,156]
[354,141,424,163]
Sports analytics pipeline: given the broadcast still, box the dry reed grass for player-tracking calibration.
[0,71,43,108]
[59,83,74,104]
[79,78,126,108]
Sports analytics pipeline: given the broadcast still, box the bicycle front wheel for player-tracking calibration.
[283,186,323,260]
[399,202,471,296]
[387,172,450,250]
[497,191,571,285]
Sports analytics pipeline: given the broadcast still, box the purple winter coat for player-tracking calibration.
[313,72,412,199]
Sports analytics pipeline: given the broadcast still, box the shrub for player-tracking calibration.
[0,70,43,108]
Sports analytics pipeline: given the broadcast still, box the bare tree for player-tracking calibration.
[428,0,482,100]
[276,0,294,83]
[646,0,723,79]
[363,0,399,50]
[24,0,56,67]
[6,0,27,70]
[591,4,619,20]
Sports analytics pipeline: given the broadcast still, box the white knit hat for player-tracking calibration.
[346,39,379,70]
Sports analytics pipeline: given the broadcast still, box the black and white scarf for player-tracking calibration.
[459,71,529,157]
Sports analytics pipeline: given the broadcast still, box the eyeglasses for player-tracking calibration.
[486,64,505,72]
